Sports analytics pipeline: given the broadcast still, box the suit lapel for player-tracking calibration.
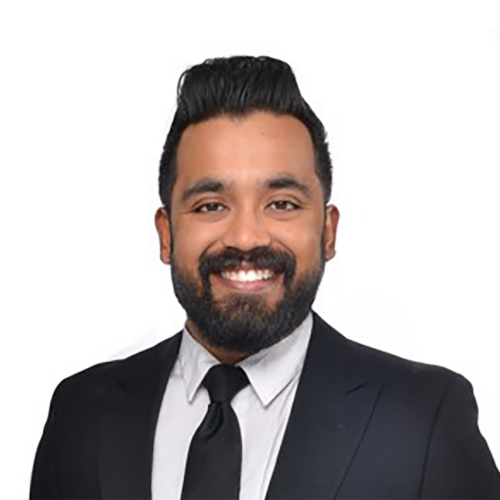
[265,312,383,499]
[97,312,382,499]
[99,332,182,500]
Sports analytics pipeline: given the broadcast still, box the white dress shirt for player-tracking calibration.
[152,311,313,500]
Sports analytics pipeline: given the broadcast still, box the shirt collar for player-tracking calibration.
[178,311,313,407]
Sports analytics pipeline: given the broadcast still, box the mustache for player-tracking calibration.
[199,246,296,279]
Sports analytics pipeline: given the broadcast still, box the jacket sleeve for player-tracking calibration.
[30,383,63,500]
[420,373,500,499]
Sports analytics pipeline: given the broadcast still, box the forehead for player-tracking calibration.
[175,111,317,191]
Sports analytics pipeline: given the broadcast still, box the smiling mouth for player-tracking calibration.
[212,266,283,291]
[220,267,275,281]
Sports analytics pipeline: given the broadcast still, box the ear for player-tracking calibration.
[154,207,172,265]
[324,204,340,261]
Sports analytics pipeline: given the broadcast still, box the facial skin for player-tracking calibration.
[155,111,339,364]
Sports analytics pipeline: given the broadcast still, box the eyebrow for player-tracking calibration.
[180,174,313,204]
[266,176,312,199]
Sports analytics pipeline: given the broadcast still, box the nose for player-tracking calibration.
[221,206,272,251]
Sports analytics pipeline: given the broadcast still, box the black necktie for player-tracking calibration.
[181,364,250,500]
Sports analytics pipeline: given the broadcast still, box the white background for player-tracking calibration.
[1,0,499,496]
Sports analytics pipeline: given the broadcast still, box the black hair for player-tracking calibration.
[158,55,333,217]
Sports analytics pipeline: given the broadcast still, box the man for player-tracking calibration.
[31,56,500,499]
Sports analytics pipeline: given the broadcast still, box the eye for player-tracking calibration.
[193,200,301,214]
[268,200,301,211]
[193,202,226,213]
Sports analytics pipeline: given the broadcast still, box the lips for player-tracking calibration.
[212,266,283,292]
[220,268,275,282]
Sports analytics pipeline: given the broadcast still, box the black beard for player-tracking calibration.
[170,239,326,357]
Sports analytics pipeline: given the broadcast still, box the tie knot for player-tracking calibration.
[202,364,249,403]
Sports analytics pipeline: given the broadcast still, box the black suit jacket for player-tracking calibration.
[31,311,500,499]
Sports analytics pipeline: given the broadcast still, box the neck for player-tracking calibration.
[185,319,249,365]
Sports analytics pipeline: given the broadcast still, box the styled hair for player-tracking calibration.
[158,56,333,217]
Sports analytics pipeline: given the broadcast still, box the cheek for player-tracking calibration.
[173,223,220,268]
[278,223,322,265]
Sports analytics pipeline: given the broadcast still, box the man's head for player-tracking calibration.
[155,56,339,360]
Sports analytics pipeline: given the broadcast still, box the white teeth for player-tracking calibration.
[221,269,275,282]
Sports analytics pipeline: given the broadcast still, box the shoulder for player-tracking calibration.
[316,314,481,441]
[348,333,466,388]
[312,311,471,403]
[51,332,182,406]
[349,334,475,414]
